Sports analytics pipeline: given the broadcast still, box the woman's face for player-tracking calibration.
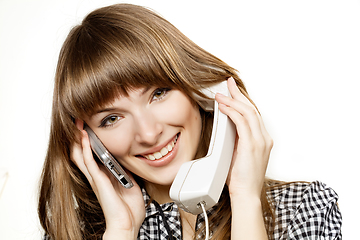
[84,87,202,186]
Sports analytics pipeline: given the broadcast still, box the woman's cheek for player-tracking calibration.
[100,125,133,159]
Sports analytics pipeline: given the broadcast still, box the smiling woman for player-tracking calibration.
[38,3,342,240]
[83,87,202,186]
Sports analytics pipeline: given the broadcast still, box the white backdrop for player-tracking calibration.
[0,0,359,239]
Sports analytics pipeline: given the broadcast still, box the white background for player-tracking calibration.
[0,0,359,239]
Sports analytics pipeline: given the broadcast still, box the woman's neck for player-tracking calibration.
[144,182,173,204]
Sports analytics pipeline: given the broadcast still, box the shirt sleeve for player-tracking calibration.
[283,181,342,240]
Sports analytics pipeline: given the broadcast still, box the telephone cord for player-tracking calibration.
[199,202,209,240]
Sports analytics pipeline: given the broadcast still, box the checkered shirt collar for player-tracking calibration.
[139,188,217,240]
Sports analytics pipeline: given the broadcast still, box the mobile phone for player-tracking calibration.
[84,126,133,188]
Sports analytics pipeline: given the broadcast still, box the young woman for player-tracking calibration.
[38,3,342,240]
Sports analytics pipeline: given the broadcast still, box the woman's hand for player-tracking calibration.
[215,77,272,240]
[71,120,145,239]
[215,77,273,199]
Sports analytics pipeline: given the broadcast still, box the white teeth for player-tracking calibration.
[153,152,162,159]
[144,135,178,161]
[160,147,168,156]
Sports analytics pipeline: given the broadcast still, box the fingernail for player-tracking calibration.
[216,92,225,98]
[228,76,236,84]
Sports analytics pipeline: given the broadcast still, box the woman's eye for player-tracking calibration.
[151,88,170,102]
[99,115,121,128]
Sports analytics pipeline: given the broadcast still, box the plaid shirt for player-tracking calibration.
[43,181,342,239]
[138,181,342,239]
[138,188,214,239]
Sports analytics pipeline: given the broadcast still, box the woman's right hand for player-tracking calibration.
[71,119,145,239]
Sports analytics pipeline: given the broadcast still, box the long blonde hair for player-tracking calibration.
[38,3,274,239]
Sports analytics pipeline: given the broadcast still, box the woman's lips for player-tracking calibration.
[138,133,180,167]
[143,134,178,160]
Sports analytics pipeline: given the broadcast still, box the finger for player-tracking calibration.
[70,137,93,183]
[225,78,272,145]
[227,77,253,107]
[218,102,253,144]
[71,119,95,180]
[226,78,264,132]
[216,93,262,142]
[80,130,108,184]
[75,118,84,130]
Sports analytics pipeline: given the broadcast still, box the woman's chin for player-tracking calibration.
[148,174,177,187]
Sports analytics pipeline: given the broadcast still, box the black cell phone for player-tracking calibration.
[84,126,133,188]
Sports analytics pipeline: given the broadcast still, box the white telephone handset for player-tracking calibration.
[170,81,236,215]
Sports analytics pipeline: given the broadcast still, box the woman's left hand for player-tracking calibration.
[215,77,273,199]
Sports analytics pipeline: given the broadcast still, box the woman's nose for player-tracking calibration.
[134,112,163,145]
